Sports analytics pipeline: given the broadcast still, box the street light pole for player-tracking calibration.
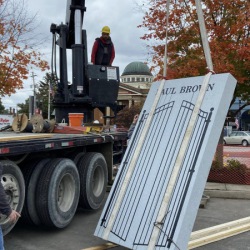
[239,98,242,131]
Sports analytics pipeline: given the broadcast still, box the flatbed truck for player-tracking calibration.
[0,0,127,235]
[0,131,126,235]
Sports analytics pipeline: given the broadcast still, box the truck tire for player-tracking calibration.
[36,158,80,228]
[72,152,86,165]
[77,152,108,210]
[0,160,25,236]
[21,158,50,225]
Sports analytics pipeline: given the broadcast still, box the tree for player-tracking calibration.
[115,104,143,128]
[0,98,5,113]
[16,73,57,118]
[17,98,29,115]
[139,0,250,103]
[36,72,57,119]
[0,0,49,97]
[139,0,250,168]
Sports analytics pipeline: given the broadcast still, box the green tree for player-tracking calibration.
[0,98,5,113]
[17,98,29,115]
[16,73,57,118]
[36,72,57,119]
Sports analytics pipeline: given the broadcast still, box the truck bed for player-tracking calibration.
[0,131,127,156]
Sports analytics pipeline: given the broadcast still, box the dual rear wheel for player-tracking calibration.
[0,160,25,235]
[0,152,108,234]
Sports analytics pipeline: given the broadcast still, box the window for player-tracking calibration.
[230,132,237,136]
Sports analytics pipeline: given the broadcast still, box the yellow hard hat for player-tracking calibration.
[102,26,110,34]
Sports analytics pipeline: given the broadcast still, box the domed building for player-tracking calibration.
[117,62,154,108]
[120,61,153,89]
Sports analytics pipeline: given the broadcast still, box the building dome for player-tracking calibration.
[122,62,152,76]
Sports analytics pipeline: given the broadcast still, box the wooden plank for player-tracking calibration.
[0,133,53,142]
[81,243,117,250]
[85,217,250,250]
[188,217,250,249]
[190,216,250,240]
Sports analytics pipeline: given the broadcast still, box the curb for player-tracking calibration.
[199,195,210,208]
[204,182,250,199]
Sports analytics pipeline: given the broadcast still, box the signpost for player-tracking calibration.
[0,115,14,129]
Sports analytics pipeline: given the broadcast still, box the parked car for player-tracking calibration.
[223,131,250,146]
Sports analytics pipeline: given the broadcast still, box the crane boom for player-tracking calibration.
[50,0,120,124]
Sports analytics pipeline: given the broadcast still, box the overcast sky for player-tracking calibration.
[2,0,149,110]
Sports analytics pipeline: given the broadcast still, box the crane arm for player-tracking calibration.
[65,0,86,47]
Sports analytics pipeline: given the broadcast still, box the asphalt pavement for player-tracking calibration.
[4,184,250,250]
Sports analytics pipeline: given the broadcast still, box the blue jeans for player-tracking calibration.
[0,226,4,250]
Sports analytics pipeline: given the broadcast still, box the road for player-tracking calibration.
[4,146,250,250]
[4,195,250,250]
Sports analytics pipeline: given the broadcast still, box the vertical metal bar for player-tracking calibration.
[166,108,213,248]
[75,10,82,44]
[100,112,145,227]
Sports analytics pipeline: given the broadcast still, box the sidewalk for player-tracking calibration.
[205,182,250,199]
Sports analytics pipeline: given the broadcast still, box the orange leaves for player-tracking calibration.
[139,0,250,85]
[0,0,49,97]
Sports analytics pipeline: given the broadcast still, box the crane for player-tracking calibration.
[50,0,120,124]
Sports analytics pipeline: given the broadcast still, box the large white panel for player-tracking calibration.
[95,73,236,250]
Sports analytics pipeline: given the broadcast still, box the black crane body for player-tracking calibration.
[50,0,120,124]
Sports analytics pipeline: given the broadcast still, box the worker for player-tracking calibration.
[128,114,139,140]
[0,163,20,249]
[91,26,115,66]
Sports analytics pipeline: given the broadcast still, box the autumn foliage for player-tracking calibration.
[0,0,49,97]
[116,104,143,128]
[139,0,250,88]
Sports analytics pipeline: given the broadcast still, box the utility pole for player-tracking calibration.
[48,81,51,120]
[31,71,37,115]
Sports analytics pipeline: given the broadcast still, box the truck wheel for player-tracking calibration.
[77,152,108,210]
[72,152,86,165]
[21,158,50,225]
[36,158,80,228]
[0,160,25,235]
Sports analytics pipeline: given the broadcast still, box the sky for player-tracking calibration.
[2,0,150,111]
